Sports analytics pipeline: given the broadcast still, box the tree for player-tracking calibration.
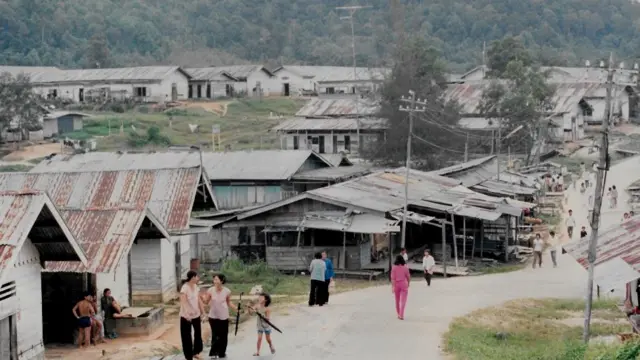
[479,39,555,164]
[363,37,462,170]
[0,72,44,144]
[486,36,533,78]
[85,34,110,68]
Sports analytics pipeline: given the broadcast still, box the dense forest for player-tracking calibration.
[2,0,640,71]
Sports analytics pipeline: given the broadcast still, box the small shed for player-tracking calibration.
[0,190,87,360]
[42,111,91,138]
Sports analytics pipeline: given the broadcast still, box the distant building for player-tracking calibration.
[10,66,192,103]
[185,65,278,98]
[273,98,387,155]
[42,110,90,138]
[272,66,390,96]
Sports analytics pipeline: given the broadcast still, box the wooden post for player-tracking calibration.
[342,231,347,277]
[442,222,447,278]
[451,214,459,270]
[480,222,485,258]
[471,220,476,260]
[294,221,303,276]
[462,217,467,261]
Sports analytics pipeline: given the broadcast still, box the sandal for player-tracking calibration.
[253,353,260,356]
[271,347,276,354]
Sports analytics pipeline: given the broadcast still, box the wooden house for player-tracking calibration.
[0,191,87,359]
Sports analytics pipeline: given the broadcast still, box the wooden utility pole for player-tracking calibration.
[398,91,426,249]
[464,133,469,162]
[583,53,614,343]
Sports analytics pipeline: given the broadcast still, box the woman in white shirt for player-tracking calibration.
[422,250,435,286]
[179,270,205,360]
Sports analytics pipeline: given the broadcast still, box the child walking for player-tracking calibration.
[251,293,276,356]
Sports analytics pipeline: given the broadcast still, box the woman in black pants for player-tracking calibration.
[203,274,238,358]
[179,270,205,360]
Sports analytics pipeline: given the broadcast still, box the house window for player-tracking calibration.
[238,227,251,245]
[47,89,57,99]
[582,107,593,117]
[293,136,299,150]
[134,87,148,97]
[326,87,335,94]
[344,136,351,151]
[254,226,266,244]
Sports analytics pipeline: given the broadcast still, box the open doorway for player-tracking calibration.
[283,83,290,96]
[206,83,212,98]
[0,314,17,359]
[171,83,178,101]
[78,88,84,102]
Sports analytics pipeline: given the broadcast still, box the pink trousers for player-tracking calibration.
[393,286,408,318]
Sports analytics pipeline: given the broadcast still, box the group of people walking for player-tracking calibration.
[179,270,275,359]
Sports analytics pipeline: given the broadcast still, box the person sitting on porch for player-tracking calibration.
[101,288,132,339]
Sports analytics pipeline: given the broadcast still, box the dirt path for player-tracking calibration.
[182,101,232,117]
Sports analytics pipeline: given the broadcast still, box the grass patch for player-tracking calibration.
[201,259,382,304]
[64,98,306,151]
[539,212,562,227]
[444,298,632,360]
[0,164,33,172]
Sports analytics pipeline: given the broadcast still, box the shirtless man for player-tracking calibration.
[72,292,95,348]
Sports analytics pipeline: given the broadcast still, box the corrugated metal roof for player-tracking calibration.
[543,66,638,85]
[275,66,389,83]
[202,150,332,181]
[186,65,272,80]
[320,153,352,167]
[458,117,501,131]
[0,169,202,231]
[272,117,388,132]
[0,66,63,82]
[296,98,380,117]
[255,211,398,233]
[31,151,203,173]
[238,167,522,222]
[564,217,640,290]
[31,66,189,84]
[291,165,373,182]
[0,191,87,280]
[183,67,239,81]
[443,81,492,115]
[45,208,157,273]
[432,156,497,177]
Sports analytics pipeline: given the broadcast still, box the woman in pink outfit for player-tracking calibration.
[391,255,411,320]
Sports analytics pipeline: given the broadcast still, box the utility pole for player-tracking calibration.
[399,90,427,248]
[337,5,371,153]
[496,121,502,181]
[583,53,614,344]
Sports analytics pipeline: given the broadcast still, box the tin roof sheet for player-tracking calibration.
[202,150,332,181]
[275,66,389,83]
[291,165,373,182]
[186,65,272,80]
[296,98,380,117]
[0,66,63,82]
[320,154,353,167]
[272,117,388,132]
[31,66,189,84]
[31,151,203,173]
[0,191,87,280]
[46,209,148,273]
[0,169,202,231]
[564,217,640,290]
[183,68,239,81]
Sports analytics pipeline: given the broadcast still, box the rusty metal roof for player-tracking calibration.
[0,169,204,231]
[186,65,273,80]
[443,82,492,114]
[46,208,169,273]
[296,98,380,117]
[0,191,87,281]
[31,66,191,84]
[30,151,203,173]
[564,217,640,290]
[272,117,388,132]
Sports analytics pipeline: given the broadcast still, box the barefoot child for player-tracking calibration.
[251,293,275,356]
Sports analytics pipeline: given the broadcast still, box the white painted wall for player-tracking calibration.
[275,69,315,95]
[245,70,281,97]
[281,132,371,155]
[96,255,130,309]
[42,119,58,138]
[0,239,45,360]
[32,69,190,103]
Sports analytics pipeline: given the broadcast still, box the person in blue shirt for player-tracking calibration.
[322,251,335,305]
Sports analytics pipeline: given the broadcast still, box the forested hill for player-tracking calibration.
[2,0,640,71]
